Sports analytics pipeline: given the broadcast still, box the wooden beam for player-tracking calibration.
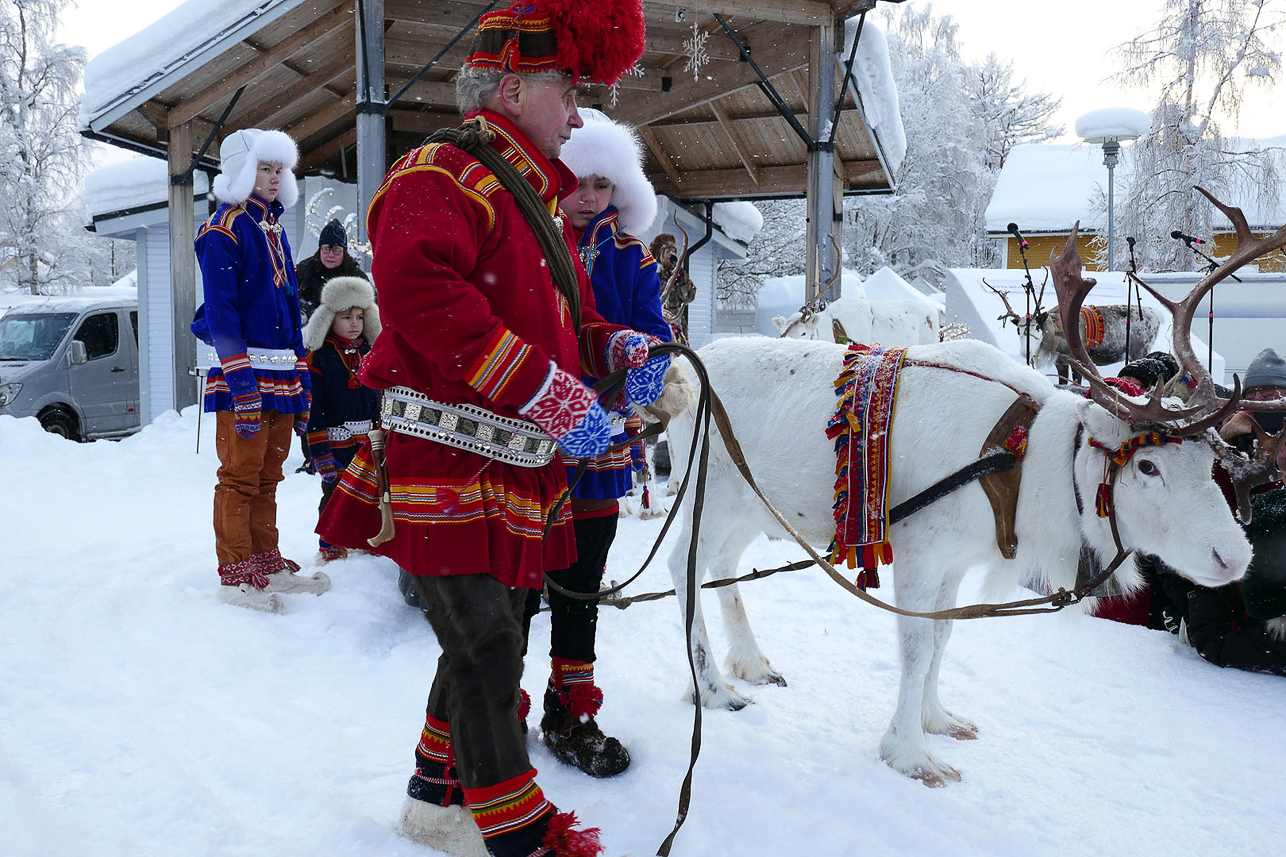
[643,30,739,61]
[649,159,881,199]
[646,0,834,27]
[389,109,466,135]
[285,91,356,142]
[167,0,351,128]
[167,121,198,412]
[610,29,809,126]
[638,125,683,190]
[710,101,760,184]
[233,51,355,130]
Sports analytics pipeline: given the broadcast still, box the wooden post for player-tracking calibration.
[805,19,840,302]
[355,0,386,246]
[167,120,198,414]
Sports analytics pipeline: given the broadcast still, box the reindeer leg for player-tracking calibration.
[668,495,753,711]
[921,567,978,741]
[879,555,962,787]
[712,528,785,688]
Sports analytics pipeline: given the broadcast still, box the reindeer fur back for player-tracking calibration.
[659,338,1144,600]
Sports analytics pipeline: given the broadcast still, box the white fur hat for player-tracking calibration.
[302,276,382,351]
[559,109,658,234]
[212,128,300,208]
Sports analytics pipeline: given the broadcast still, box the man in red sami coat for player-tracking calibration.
[318,3,660,857]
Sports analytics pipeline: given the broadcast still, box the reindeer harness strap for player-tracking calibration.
[976,394,1041,559]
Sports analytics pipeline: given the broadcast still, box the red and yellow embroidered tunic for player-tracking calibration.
[318,110,625,588]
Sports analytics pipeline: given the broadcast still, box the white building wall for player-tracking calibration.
[139,226,173,424]
[685,248,717,348]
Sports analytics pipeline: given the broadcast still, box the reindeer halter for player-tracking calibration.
[1086,432,1183,518]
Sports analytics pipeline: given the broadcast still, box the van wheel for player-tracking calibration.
[39,409,80,441]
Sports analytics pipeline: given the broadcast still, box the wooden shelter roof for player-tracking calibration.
[82,0,902,201]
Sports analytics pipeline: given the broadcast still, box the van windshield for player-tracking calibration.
[0,312,78,361]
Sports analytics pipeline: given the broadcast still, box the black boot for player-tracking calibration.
[540,687,630,778]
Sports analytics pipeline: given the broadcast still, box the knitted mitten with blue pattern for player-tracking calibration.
[606,331,671,407]
[519,362,611,459]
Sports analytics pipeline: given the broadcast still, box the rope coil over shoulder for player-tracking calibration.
[424,116,582,330]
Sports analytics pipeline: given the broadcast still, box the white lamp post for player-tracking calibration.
[1076,108,1150,270]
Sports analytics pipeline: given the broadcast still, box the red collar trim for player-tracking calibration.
[469,109,575,203]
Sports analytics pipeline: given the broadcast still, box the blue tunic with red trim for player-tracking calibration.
[569,206,671,500]
[316,111,629,589]
[191,194,308,414]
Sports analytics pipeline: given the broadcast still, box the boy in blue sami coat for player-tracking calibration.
[520,110,671,778]
[192,128,329,613]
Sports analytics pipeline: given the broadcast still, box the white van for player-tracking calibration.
[0,296,141,440]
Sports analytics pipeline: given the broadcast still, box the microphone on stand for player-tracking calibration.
[1126,236,1135,250]
[1170,230,1205,246]
[1007,222,1029,250]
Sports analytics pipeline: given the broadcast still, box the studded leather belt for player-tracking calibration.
[380,386,556,468]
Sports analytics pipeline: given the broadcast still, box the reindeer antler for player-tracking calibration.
[1049,223,1208,425]
[1130,187,1286,408]
[982,278,1023,328]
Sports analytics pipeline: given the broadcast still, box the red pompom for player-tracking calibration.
[532,0,646,84]
[517,687,531,721]
[542,810,603,857]
[561,682,604,720]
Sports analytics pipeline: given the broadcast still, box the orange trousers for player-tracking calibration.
[213,409,294,566]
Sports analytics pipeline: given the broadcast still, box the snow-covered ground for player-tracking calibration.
[3,409,1285,857]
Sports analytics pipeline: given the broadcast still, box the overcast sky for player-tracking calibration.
[63,0,1286,162]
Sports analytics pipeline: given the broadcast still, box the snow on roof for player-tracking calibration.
[80,0,305,130]
[82,157,209,219]
[711,202,764,244]
[984,143,1107,234]
[987,137,1286,234]
[840,18,906,176]
[1075,108,1151,142]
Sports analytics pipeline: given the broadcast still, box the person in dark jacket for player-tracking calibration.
[301,276,382,562]
[296,219,368,323]
[517,109,670,779]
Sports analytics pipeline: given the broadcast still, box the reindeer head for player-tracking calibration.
[1049,191,1286,535]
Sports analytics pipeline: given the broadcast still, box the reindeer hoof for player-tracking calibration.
[946,724,979,741]
[909,763,961,788]
[690,682,753,711]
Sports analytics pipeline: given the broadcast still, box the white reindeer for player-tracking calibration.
[772,292,939,345]
[657,203,1284,787]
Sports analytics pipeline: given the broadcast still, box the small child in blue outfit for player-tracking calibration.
[300,276,382,563]
[520,110,671,778]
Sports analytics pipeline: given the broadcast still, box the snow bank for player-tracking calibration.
[82,156,209,219]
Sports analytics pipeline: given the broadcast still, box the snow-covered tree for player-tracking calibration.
[715,199,805,311]
[0,0,92,294]
[1110,0,1285,271]
[842,4,1004,276]
[965,53,1063,171]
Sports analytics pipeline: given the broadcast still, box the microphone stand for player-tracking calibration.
[1124,239,1141,360]
[1014,235,1038,366]
[1183,239,1239,372]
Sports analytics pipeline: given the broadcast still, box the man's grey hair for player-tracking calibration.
[455,66,572,115]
